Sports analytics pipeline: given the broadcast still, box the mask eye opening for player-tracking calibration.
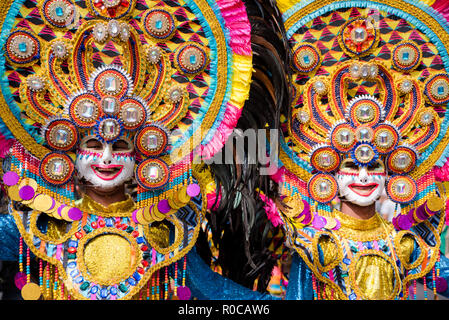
[84,138,103,150]
[112,139,134,153]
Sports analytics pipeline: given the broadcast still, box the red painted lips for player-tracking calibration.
[91,164,124,180]
[348,183,379,197]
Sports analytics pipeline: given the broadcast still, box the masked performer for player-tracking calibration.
[187,0,449,300]
[0,0,253,300]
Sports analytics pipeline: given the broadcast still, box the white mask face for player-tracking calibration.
[75,136,135,191]
[336,158,386,207]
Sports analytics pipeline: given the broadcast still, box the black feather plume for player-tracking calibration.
[195,0,292,292]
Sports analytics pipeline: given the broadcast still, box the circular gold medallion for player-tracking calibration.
[8,185,21,201]
[32,194,55,212]
[142,206,153,223]
[21,282,41,300]
[81,231,139,286]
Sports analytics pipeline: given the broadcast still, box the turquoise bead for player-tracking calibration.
[80,282,90,291]
[55,6,64,17]
[119,283,128,293]
[155,20,163,30]
[18,42,27,53]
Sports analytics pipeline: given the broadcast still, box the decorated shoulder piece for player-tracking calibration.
[0,0,252,300]
[271,0,449,300]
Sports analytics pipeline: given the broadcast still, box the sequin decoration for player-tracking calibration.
[69,93,100,128]
[146,45,162,65]
[386,146,417,174]
[397,79,414,95]
[135,158,170,190]
[352,142,378,167]
[386,175,417,204]
[39,152,75,185]
[92,22,109,43]
[100,96,120,116]
[134,124,168,157]
[349,62,378,79]
[119,98,147,130]
[310,146,340,172]
[307,173,338,204]
[5,29,40,67]
[174,43,208,75]
[50,39,71,59]
[296,109,310,124]
[107,20,121,38]
[313,79,328,95]
[118,22,130,42]
[330,123,355,152]
[392,41,421,71]
[165,85,185,104]
[373,124,399,154]
[417,109,436,127]
[26,75,46,92]
[424,74,449,105]
[91,68,130,98]
[355,126,374,143]
[96,117,123,142]
[339,18,378,57]
[347,96,383,127]
[45,119,78,151]
[40,0,75,28]
[292,44,321,73]
[142,8,176,41]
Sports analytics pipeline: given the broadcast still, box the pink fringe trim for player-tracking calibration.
[433,163,449,181]
[179,0,251,161]
[216,0,252,56]
[0,136,14,159]
[432,0,449,23]
[198,103,242,160]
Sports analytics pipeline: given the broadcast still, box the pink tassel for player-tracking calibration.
[207,190,222,210]
[259,193,283,227]
[270,166,286,184]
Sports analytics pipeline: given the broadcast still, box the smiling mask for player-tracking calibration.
[76,136,135,190]
[336,158,386,207]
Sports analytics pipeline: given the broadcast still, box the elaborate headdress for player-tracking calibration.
[275,0,449,230]
[0,0,252,300]
[0,0,251,221]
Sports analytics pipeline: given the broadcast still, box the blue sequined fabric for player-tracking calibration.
[0,214,20,261]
